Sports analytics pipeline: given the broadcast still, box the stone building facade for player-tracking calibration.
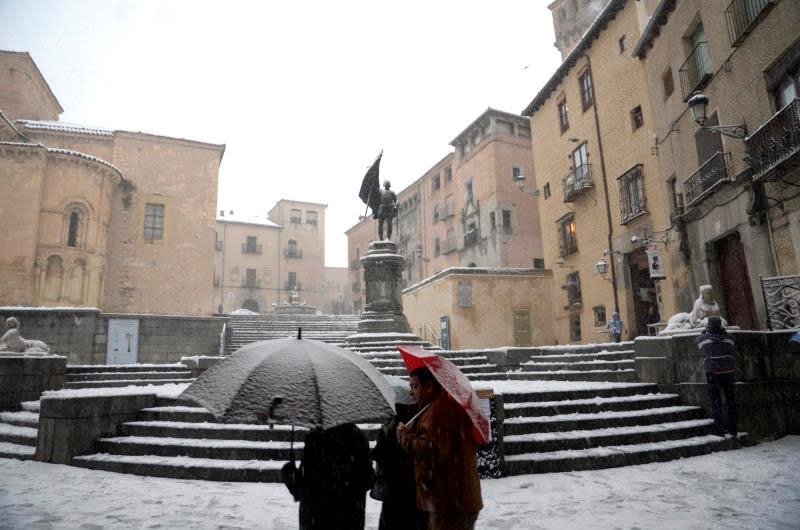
[548,0,613,59]
[214,203,351,315]
[525,0,677,344]
[0,50,225,316]
[347,108,546,323]
[632,0,800,330]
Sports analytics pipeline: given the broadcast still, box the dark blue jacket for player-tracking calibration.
[696,330,736,375]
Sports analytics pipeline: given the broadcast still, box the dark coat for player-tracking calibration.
[696,330,736,375]
[372,410,426,530]
[282,423,374,530]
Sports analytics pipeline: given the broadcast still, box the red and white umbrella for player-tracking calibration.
[398,345,491,444]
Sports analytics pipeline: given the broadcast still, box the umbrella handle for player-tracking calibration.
[404,403,431,428]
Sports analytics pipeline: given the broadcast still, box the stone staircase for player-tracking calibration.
[224,314,360,354]
[0,400,40,460]
[497,382,745,474]
[65,364,195,389]
[72,396,379,482]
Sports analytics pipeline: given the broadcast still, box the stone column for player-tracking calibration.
[358,241,410,334]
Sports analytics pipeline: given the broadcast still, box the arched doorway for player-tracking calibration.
[242,299,259,313]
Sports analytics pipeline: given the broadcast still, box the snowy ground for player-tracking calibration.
[1,437,798,529]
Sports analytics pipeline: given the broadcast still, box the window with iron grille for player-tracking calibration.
[287,239,298,257]
[245,268,257,287]
[512,166,522,182]
[593,305,607,326]
[502,210,512,234]
[566,271,582,312]
[630,106,644,130]
[434,238,441,256]
[533,258,545,269]
[558,98,569,133]
[458,280,473,308]
[433,204,440,223]
[445,195,455,217]
[144,203,165,241]
[579,71,593,110]
[662,67,674,99]
[619,164,646,222]
[290,209,302,223]
[306,211,318,225]
[433,175,441,190]
[570,313,582,341]
[557,213,578,256]
[246,236,258,253]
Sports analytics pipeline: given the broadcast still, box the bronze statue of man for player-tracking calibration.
[374,180,398,240]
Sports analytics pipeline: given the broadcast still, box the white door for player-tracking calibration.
[106,319,139,365]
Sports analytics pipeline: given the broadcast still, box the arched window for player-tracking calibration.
[67,211,80,247]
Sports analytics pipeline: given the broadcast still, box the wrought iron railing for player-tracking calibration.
[241,243,262,254]
[725,0,774,47]
[463,229,479,248]
[746,98,800,182]
[284,248,303,258]
[760,274,800,330]
[683,152,731,207]
[679,42,713,100]
[215,240,222,251]
[562,164,593,202]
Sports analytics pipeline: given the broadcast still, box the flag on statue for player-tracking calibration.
[359,151,382,218]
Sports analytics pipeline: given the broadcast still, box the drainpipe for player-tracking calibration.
[587,55,621,314]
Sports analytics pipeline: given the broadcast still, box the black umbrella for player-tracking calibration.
[179,336,395,430]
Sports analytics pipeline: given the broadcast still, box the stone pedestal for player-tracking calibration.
[0,354,67,411]
[272,304,318,315]
[357,241,410,334]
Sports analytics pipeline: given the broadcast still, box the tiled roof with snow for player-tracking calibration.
[17,120,114,137]
[46,147,122,175]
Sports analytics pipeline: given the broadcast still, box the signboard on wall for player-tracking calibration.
[106,318,139,365]
[440,315,450,350]
[646,248,666,279]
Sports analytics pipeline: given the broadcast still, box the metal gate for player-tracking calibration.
[760,274,800,329]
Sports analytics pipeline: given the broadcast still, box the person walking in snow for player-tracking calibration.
[696,316,738,437]
[281,422,374,529]
[372,401,427,530]
[398,367,483,530]
[607,311,627,342]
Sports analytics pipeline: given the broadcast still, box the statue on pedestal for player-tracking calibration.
[661,285,728,334]
[0,317,49,354]
[374,180,398,241]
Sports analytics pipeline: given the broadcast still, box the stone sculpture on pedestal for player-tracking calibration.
[0,317,50,355]
[660,285,730,335]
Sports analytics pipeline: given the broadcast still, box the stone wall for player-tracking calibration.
[0,309,225,364]
[634,330,800,441]
[0,355,66,411]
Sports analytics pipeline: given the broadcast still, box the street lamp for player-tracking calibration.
[595,257,609,277]
[687,92,747,138]
[515,173,540,196]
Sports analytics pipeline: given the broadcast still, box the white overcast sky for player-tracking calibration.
[0,0,561,267]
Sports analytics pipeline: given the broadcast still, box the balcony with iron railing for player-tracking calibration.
[243,278,261,289]
[746,98,800,182]
[725,0,775,47]
[463,229,479,248]
[285,281,301,290]
[284,248,303,258]
[679,42,713,100]
[215,240,223,251]
[562,164,593,202]
[683,152,731,207]
[242,243,262,254]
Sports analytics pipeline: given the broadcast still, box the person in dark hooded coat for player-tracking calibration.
[282,422,374,529]
[696,316,738,437]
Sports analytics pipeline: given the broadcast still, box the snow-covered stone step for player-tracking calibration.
[72,453,288,482]
[377,364,498,377]
[499,383,658,404]
[368,355,486,368]
[66,364,188,373]
[534,342,634,355]
[503,419,715,454]
[503,433,746,475]
[122,421,310,442]
[503,406,705,435]
[138,406,216,423]
[0,423,38,446]
[0,410,40,428]
[519,360,635,372]
[20,400,40,413]
[66,371,194,382]
[503,393,681,418]
[64,378,196,389]
[525,350,634,363]
[0,441,36,460]
[507,369,636,382]
[95,436,304,461]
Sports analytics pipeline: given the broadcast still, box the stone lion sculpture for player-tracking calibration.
[660,285,727,334]
[0,317,50,354]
